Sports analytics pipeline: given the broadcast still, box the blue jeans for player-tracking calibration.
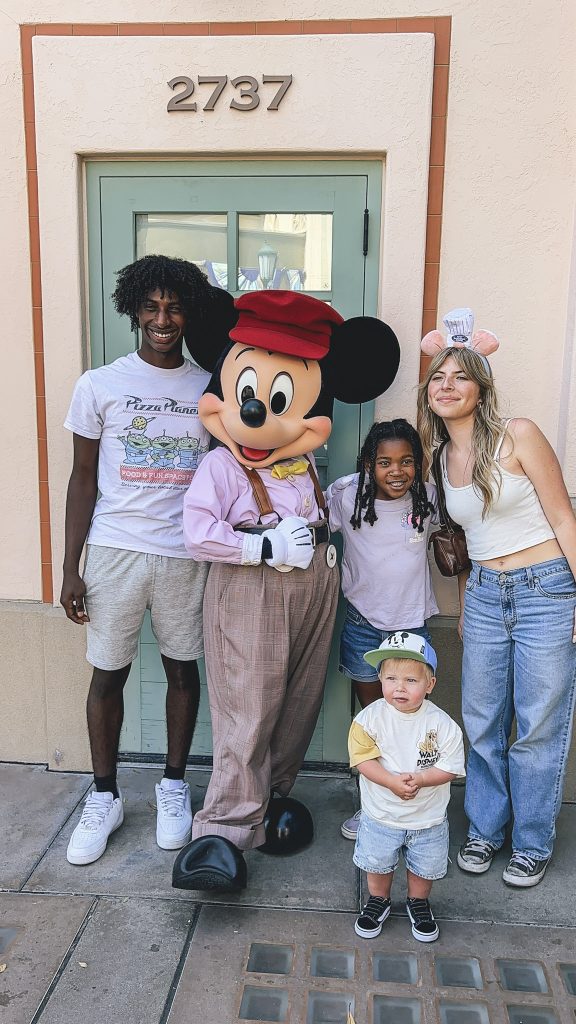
[462,557,576,859]
[339,604,432,683]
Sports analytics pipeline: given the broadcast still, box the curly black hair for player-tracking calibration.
[350,418,434,531]
[112,254,215,332]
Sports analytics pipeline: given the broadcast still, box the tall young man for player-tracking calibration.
[61,254,228,865]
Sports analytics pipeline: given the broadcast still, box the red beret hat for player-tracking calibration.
[229,290,344,360]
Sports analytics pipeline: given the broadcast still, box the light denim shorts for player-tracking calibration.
[339,604,432,683]
[353,811,449,880]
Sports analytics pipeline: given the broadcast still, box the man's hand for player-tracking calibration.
[388,772,419,800]
[60,571,90,624]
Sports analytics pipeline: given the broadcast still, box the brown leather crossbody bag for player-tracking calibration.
[429,443,471,577]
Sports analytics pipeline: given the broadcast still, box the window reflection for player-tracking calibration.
[238,213,332,291]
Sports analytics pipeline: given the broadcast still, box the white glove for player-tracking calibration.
[263,516,315,570]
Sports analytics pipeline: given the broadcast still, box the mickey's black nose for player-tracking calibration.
[240,398,267,428]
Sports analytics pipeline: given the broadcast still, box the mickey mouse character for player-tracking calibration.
[173,289,400,892]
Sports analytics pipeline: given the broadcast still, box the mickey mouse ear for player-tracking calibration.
[185,287,238,371]
[323,317,400,404]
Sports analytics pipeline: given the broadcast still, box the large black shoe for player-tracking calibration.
[257,796,314,856]
[172,836,247,892]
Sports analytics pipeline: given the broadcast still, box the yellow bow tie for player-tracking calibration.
[271,458,309,480]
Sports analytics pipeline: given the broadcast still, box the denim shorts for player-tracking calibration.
[339,604,432,683]
[353,811,449,879]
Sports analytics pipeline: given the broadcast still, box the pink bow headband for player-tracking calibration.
[421,308,499,358]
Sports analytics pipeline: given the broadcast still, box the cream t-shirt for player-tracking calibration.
[349,698,465,829]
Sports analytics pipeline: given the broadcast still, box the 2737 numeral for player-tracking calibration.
[167,75,293,112]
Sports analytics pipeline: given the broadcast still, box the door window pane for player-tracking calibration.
[238,213,332,291]
[136,213,228,288]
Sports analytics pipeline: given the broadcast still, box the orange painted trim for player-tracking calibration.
[21,16,451,602]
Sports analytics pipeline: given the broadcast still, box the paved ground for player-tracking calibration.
[1,764,575,1023]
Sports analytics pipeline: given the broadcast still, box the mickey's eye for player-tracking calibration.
[236,367,258,405]
[270,373,294,415]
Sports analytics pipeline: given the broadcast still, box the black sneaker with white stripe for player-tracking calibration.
[354,896,391,938]
[406,897,440,942]
[457,837,499,874]
[503,852,551,887]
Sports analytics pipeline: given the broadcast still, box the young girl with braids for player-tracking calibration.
[326,419,439,840]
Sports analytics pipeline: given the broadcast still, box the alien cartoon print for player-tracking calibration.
[173,290,400,894]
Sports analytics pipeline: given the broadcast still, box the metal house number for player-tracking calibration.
[167,75,293,112]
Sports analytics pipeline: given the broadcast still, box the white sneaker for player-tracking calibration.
[155,779,192,850]
[67,790,124,865]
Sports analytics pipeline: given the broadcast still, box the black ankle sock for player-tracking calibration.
[94,773,119,799]
[163,763,186,781]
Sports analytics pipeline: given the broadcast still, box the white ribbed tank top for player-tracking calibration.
[440,421,555,560]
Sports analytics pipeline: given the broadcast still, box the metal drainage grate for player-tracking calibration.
[439,1002,490,1024]
[310,947,355,979]
[239,985,289,1022]
[246,942,294,975]
[497,959,549,994]
[559,963,576,996]
[373,952,419,985]
[435,956,483,990]
[225,919,576,1024]
[506,1008,560,1024]
[372,995,421,1023]
[306,991,354,1023]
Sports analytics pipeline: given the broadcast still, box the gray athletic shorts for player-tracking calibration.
[83,544,209,671]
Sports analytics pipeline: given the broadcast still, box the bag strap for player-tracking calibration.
[241,465,276,520]
[432,441,461,534]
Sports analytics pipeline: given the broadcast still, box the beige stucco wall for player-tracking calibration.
[0,0,575,768]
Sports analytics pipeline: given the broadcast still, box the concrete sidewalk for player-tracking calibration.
[1,763,575,1023]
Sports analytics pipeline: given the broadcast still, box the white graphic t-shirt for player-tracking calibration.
[64,351,210,558]
[349,698,465,829]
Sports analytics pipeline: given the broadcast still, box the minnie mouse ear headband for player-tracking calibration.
[421,307,499,373]
[187,289,401,404]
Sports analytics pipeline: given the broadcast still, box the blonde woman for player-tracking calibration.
[417,315,576,888]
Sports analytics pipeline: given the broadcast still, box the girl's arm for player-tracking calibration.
[511,419,576,579]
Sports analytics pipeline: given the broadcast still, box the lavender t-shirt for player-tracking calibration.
[326,474,439,630]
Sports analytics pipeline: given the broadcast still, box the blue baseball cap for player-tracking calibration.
[364,631,437,674]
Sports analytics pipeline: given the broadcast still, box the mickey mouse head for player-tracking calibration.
[186,290,401,469]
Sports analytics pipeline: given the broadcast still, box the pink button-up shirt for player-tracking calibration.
[183,446,322,564]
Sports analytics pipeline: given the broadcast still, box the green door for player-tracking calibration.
[86,159,382,764]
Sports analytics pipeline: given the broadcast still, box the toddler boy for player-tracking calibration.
[349,631,464,942]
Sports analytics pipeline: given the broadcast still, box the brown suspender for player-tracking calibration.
[241,464,275,519]
[241,459,326,523]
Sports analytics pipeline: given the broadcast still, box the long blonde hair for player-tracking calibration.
[417,348,506,516]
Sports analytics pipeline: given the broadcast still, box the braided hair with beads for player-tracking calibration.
[112,254,215,332]
[350,419,434,531]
